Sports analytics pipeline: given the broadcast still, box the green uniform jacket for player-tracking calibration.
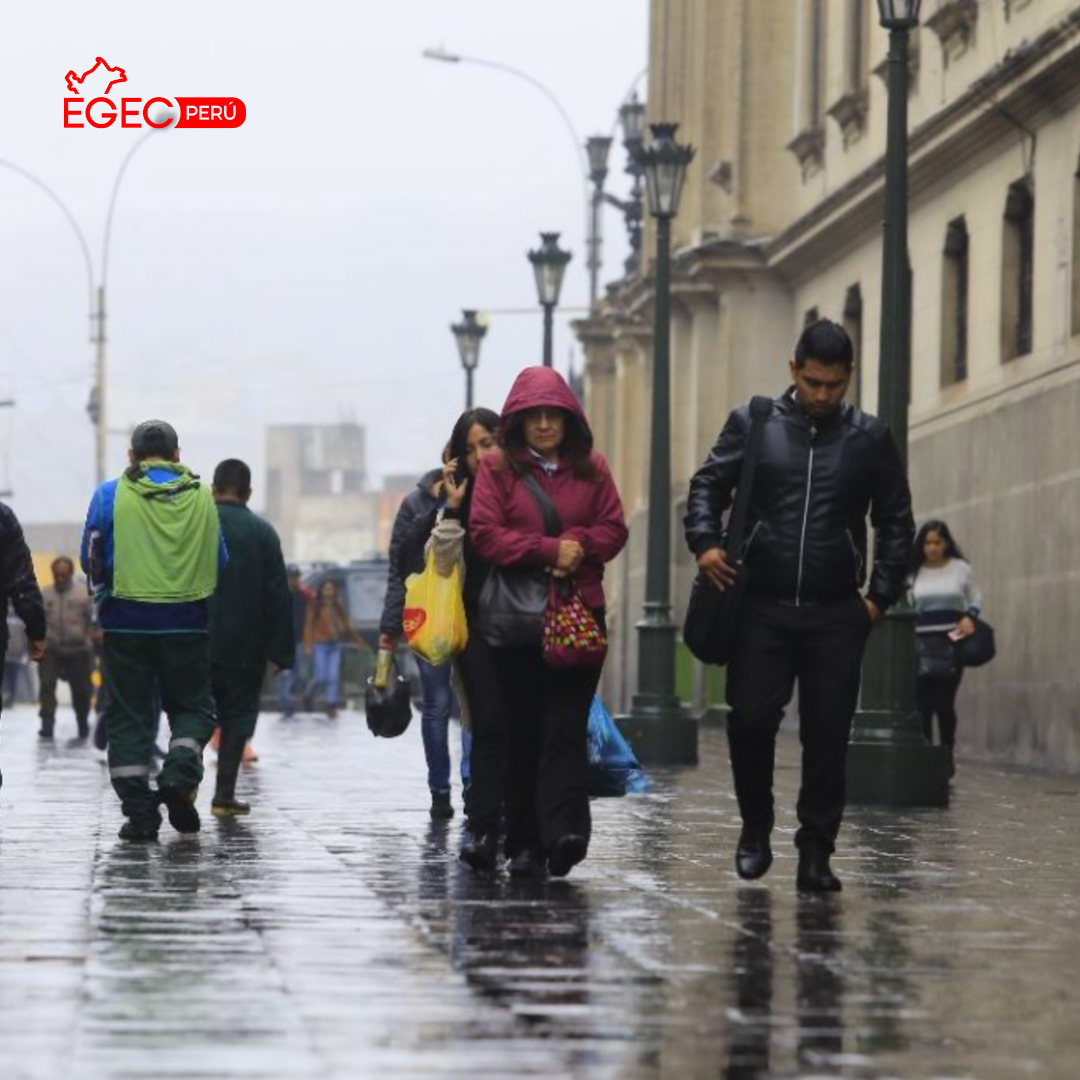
[208,502,294,672]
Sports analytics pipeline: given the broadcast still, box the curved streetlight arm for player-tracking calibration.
[0,158,95,320]
[101,130,156,289]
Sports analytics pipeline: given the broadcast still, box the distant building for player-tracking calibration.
[264,423,379,563]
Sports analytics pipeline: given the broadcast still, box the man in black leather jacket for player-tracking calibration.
[684,319,914,892]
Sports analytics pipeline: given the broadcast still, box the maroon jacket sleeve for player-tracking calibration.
[561,456,629,565]
[469,460,562,569]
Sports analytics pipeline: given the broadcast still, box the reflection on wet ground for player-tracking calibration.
[1,705,1078,1078]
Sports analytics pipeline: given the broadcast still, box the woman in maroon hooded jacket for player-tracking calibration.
[470,367,628,878]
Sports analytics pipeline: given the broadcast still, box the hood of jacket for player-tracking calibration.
[500,367,589,433]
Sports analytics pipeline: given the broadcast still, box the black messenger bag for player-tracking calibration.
[683,395,772,666]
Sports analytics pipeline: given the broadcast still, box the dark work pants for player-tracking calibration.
[726,595,872,855]
[211,663,265,802]
[104,633,216,821]
[492,643,602,858]
[455,634,505,834]
[917,672,962,746]
[38,649,93,736]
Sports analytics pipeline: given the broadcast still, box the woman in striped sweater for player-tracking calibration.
[908,520,983,778]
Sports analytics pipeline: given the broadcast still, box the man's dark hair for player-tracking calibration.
[130,419,179,461]
[794,318,854,370]
[213,459,252,495]
[51,556,75,575]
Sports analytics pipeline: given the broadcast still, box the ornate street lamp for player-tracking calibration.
[618,122,699,765]
[618,93,648,273]
[528,232,572,367]
[847,0,948,807]
[451,309,487,409]
[586,136,613,310]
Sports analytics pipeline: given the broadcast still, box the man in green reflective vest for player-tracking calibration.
[81,420,226,841]
[208,458,294,817]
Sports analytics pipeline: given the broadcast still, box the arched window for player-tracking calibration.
[1002,178,1034,362]
[941,217,969,386]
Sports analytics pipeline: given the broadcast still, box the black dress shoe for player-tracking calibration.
[459,831,499,872]
[735,827,773,880]
[548,834,588,878]
[507,848,546,879]
[119,815,161,842]
[796,849,842,893]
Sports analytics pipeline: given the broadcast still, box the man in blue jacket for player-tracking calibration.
[82,420,226,841]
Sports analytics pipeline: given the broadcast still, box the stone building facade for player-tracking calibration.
[578,0,1080,771]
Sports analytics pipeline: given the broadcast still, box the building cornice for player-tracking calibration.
[767,8,1080,282]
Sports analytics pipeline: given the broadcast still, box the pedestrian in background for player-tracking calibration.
[304,578,364,719]
[38,556,94,743]
[208,459,294,816]
[909,519,983,779]
[426,407,505,867]
[470,367,628,879]
[379,458,472,820]
[0,503,46,790]
[81,420,225,841]
[278,566,312,717]
[685,320,914,892]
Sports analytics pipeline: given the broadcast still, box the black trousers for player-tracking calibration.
[917,672,963,746]
[39,649,94,735]
[455,634,506,834]
[726,594,872,854]
[491,643,602,858]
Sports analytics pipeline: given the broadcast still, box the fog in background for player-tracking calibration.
[0,0,647,525]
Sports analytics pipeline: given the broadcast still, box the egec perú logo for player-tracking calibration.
[63,57,246,129]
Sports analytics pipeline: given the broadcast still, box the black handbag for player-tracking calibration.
[683,395,772,666]
[365,657,412,738]
[477,471,563,649]
[954,617,996,668]
[915,633,958,680]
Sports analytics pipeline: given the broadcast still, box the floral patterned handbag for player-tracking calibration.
[542,578,609,669]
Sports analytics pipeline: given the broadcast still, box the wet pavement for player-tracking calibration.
[1,702,1078,1080]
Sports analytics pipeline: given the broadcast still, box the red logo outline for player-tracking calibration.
[65,56,127,97]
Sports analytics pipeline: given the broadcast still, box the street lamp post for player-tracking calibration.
[616,93,648,274]
[586,136,613,310]
[451,309,487,409]
[847,0,949,807]
[617,122,699,766]
[0,120,170,484]
[527,232,572,367]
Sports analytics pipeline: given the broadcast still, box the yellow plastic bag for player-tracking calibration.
[403,553,468,665]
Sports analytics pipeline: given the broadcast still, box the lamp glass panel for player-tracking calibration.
[455,333,480,371]
[533,262,564,306]
[645,160,687,218]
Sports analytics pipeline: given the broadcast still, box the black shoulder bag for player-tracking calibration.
[477,471,563,648]
[683,395,772,665]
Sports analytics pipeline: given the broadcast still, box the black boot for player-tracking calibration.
[214,725,247,812]
[796,848,842,893]
[459,830,499,872]
[548,834,588,878]
[507,848,546,879]
[735,824,774,881]
[119,814,161,842]
[429,791,454,820]
[158,784,201,834]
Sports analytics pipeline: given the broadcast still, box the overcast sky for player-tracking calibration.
[0,0,647,525]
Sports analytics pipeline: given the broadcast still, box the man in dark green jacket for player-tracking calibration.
[208,459,294,816]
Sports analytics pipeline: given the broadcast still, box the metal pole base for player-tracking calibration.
[617,698,699,766]
[847,710,950,807]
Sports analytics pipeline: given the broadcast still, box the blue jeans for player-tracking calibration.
[277,646,305,713]
[308,642,342,707]
[418,657,472,794]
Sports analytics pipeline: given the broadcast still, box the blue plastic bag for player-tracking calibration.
[586,696,650,798]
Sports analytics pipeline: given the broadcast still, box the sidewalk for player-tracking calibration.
[0,702,1077,1079]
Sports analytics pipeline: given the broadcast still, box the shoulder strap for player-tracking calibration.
[520,470,564,537]
[725,396,772,560]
